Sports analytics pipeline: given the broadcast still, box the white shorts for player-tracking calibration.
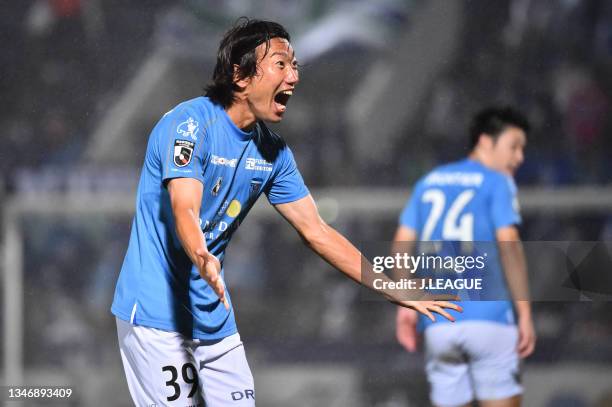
[424,321,522,407]
[116,318,255,407]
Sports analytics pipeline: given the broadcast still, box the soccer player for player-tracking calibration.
[111,18,460,407]
[395,107,536,407]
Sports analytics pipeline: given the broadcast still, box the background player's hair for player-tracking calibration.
[469,106,530,150]
[204,18,291,108]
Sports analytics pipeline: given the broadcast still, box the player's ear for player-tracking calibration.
[233,64,251,90]
[477,133,494,150]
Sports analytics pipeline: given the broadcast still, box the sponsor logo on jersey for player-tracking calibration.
[226,200,241,218]
[177,117,199,140]
[200,217,241,241]
[231,389,255,401]
[211,155,238,168]
[173,139,195,167]
[212,177,222,196]
[245,157,273,172]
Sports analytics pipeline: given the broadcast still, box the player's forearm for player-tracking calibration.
[174,208,209,268]
[498,240,530,303]
[514,300,532,319]
[303,223,363,284]
[304,223,410,300]
[391,229,417,282]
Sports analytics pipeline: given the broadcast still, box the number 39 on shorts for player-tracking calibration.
[162,363,199,402]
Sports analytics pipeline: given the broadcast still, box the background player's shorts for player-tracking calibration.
[423,321,521,407]
[117,318,255,407]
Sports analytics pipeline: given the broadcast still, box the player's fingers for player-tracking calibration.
[416,305,435,322]
[435,301,463,313]
[212,280,229,310]
[213,273,224,291]
[526,339,535,357]
[518,342,530,358]
[519,345,529,358]
[207,269,219,284]
[216,287,229,310]
[519,334,535,358]
[429,305,455,322]
[517,333,529,355]
[517,334,526,350]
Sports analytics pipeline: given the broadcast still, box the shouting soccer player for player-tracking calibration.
[111,18,460,406]
[395,107,536,407]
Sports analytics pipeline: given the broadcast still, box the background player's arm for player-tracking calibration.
[393,226,420,352]
[167,178,228,309]
[274,195,461,321]
[497,225,536,357]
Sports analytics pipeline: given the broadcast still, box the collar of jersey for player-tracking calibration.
[219,107,255,141]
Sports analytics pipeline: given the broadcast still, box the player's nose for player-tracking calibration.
[286,66,299,86]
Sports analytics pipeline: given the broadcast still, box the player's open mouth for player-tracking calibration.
[274,90,292,112]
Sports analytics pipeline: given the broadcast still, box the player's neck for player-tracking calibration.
[468,150,495,170]
[225,102,257,132]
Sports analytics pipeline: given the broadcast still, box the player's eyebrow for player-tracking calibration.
[270,51,289,58]
[270,50,297,60]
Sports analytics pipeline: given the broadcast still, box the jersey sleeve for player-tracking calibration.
[157,108,208,185]
[490,175,521,229]
[266,147,309,205]
[399,181,422,231]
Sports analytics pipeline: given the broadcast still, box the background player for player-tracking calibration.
[395,107,536,407]
[111,18,460,407]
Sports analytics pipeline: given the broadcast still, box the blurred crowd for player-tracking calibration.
[1,0,165,187]
[411,0,612,186]
[2,0,612,190]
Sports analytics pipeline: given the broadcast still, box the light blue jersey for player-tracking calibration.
[112,97,309,340]
[399,158,520,330]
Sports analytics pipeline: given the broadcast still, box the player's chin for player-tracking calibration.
[266,110,286,123]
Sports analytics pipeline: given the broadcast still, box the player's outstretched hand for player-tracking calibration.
[517,314,536,358]
[195,249,229,310]
[393,299,462,323]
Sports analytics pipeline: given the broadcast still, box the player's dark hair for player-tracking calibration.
[204,18,291,108]
[469,107,530,150]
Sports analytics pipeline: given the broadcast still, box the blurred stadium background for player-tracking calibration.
[2,0,612,406]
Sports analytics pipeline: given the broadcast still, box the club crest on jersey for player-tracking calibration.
[212,177,222,196]
[173,139,195,167]
[177,117,199,140]
[249,178,262,200]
